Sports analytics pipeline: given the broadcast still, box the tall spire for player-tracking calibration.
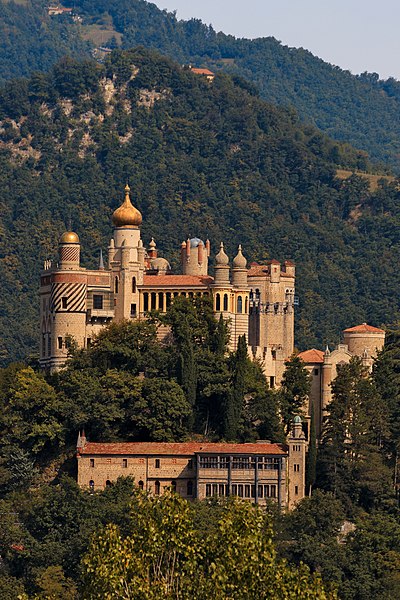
[99,249,104,270]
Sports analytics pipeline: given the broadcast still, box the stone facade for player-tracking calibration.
[39,185,295,384]
[298,323,385,439]
[77,420,306,509]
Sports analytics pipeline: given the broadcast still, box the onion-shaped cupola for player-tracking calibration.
[112,184,142,228]
[215,242,229,266]
[213,242,231,286]
[233,244,247,269]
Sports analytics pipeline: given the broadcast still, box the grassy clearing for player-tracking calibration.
[80,23,122,46]
[336,169,396,192]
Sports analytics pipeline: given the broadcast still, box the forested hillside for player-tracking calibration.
[0,48,399,364]
[1,0,400,170]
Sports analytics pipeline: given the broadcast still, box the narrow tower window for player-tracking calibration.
[115,277,119,294]
[223,293,228,311]
[216,293,221,311]
[132,277,136,293]
[62,297,68,309]
[237,296,243,313]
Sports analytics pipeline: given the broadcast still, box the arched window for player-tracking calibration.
[115,276,119,294]
[155,480,160,495]
[143,292,149,312]
[223,293,228,311]
[105,480,112,487]
[216,293,221,311]
[187,480,193,496]
[237,296,243,313]
[132,277,136,293]
[138,480,144,490]
[245,297,248,313]
[89,480,94,492]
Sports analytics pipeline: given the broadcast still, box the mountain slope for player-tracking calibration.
[0,48,399,364]
[1,0,400,171]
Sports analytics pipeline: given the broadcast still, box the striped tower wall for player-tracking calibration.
[50,274,87,370]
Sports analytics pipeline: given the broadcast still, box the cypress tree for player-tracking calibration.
[224,335,247,440]
[306,403,317,495]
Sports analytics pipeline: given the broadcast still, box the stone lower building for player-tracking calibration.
[298,323,386,439]
[77,418,306,510]
[40,184,295,384]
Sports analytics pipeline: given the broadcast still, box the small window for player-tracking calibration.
[90,459,95,468]
[122,459,128,468]
[155,480,160,495]
[171,480,177,492]
[93,295,103,309]
[89,480,94,491]
[58,337,63,349]
[295,485,299,495]
[155,458,160,469]
[216,293,221,311]
[62,297,68,309]
[206,484,211,497]
[232,484,237,496]
[132,277,136,293]
[270,376,275,388]
[237,296,243,313]
[130,303,137,317]
[138,480,144,490]
[245,485,250,498]
[115,277,119,294]
[270,485,277,498]
[223,293,228,311]
[314,368,319,376]
[105,480,112,487]
[187,480,193,496]
[258,485,263,498]
[188,459,193,469]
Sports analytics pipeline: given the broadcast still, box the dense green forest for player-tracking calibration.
[1,0,400,169]
[0,48,399,364]
[1,299,400,598]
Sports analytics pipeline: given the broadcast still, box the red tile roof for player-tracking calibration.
[298,349,324,364]
[247,263,294,278]
[80,441,287,456]
[343,323,385,334]
[142,275,213,288]
[190,68,215,76]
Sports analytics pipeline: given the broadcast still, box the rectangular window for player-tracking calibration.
[245,485,250,498]
[294,464,300,472]
[130,303,137,317]
[295,485,299,495]
[264,485,269,498]
[238,484,244,497]
[269,376,275,388]
[314,368,319,376]
[62,297,68,309]
[212,483,218,496]
[219,484,225,497]
[155,458,160,469]
[206,484,211,497]
[188,459,193,469]
[93,295,103,309]
[122,459,128,468]
[232,484,238,496]
[58,337,63,350]
[90,459,95,468]
[270,485,277,498]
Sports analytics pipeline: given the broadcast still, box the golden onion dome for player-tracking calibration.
[112,184,142,228]
[59,231,80,244]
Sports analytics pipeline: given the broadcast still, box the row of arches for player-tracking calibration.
[215,293,248,314]
[143,291,208,313]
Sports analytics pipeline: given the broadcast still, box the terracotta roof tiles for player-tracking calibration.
[142,275,213,288]
[343,323,385,334]
[80,441,287,456]
[298,349,325,364]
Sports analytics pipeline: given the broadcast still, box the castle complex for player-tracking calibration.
[39,184,295,384]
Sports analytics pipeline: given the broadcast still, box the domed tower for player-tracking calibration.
[181,237,209,276]
[39,229,87,372]
[109,184,145,320]
[232,245,250,347]
[211,243,235,348]
[59,230,80,270]
[343,323,385,370]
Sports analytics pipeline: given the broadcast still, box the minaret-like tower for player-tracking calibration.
[211,243,235,349]
[231,245,250,348]
[40,230,87,371]
[108,185,145,320]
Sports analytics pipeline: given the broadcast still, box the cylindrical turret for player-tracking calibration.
[59,231,80,270]
[181,237,208,275]
[232,245,248,288]
[213,242,230,285]
[343,324,385,367]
